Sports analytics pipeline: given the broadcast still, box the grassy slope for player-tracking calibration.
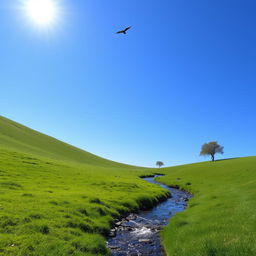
[1,116,255,256]
[0,116,130,168]
[0,116,168,256]
[158,157,256,256]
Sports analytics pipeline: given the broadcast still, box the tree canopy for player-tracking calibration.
[156,161,164,168]
[200,141,224,161]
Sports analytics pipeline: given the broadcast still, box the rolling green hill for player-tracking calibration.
[0,116,168,256]
[158,157,256,256]
[0,116,255,256]
[0,116,130,167]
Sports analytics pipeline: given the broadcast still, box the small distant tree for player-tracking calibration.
[200,141,224,161]
[156,161,164,168]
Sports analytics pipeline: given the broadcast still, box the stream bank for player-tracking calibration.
[107,176,192,256]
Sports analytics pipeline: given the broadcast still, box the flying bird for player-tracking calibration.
[116,26,132,34]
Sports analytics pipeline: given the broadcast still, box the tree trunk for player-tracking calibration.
[211,154,215,161]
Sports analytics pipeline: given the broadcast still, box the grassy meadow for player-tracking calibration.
[158,157,256,256]
[0,115,255,256]
[0,116,168,256]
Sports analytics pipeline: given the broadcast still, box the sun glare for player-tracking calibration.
[24,0,58,27]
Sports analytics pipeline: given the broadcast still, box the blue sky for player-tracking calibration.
[0,0,255,167]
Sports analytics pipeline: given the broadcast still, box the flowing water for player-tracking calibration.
[107,176,192,256]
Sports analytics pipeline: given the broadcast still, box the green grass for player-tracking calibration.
[1,115,255,256]
[0,116,129,168]
[0,116,168,255]
[157,157,256,256]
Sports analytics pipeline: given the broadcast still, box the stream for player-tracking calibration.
[107,176,192,256]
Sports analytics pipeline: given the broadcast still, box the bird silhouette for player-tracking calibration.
[116,26,132,34]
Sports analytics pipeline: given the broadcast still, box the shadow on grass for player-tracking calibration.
[215,157,239,162]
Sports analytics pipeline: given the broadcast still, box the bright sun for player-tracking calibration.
[24,0,58,27]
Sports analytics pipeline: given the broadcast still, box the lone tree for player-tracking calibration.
[200,141,224,161]
[156,161,164,168]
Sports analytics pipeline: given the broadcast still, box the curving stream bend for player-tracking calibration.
[107,176,192,256]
